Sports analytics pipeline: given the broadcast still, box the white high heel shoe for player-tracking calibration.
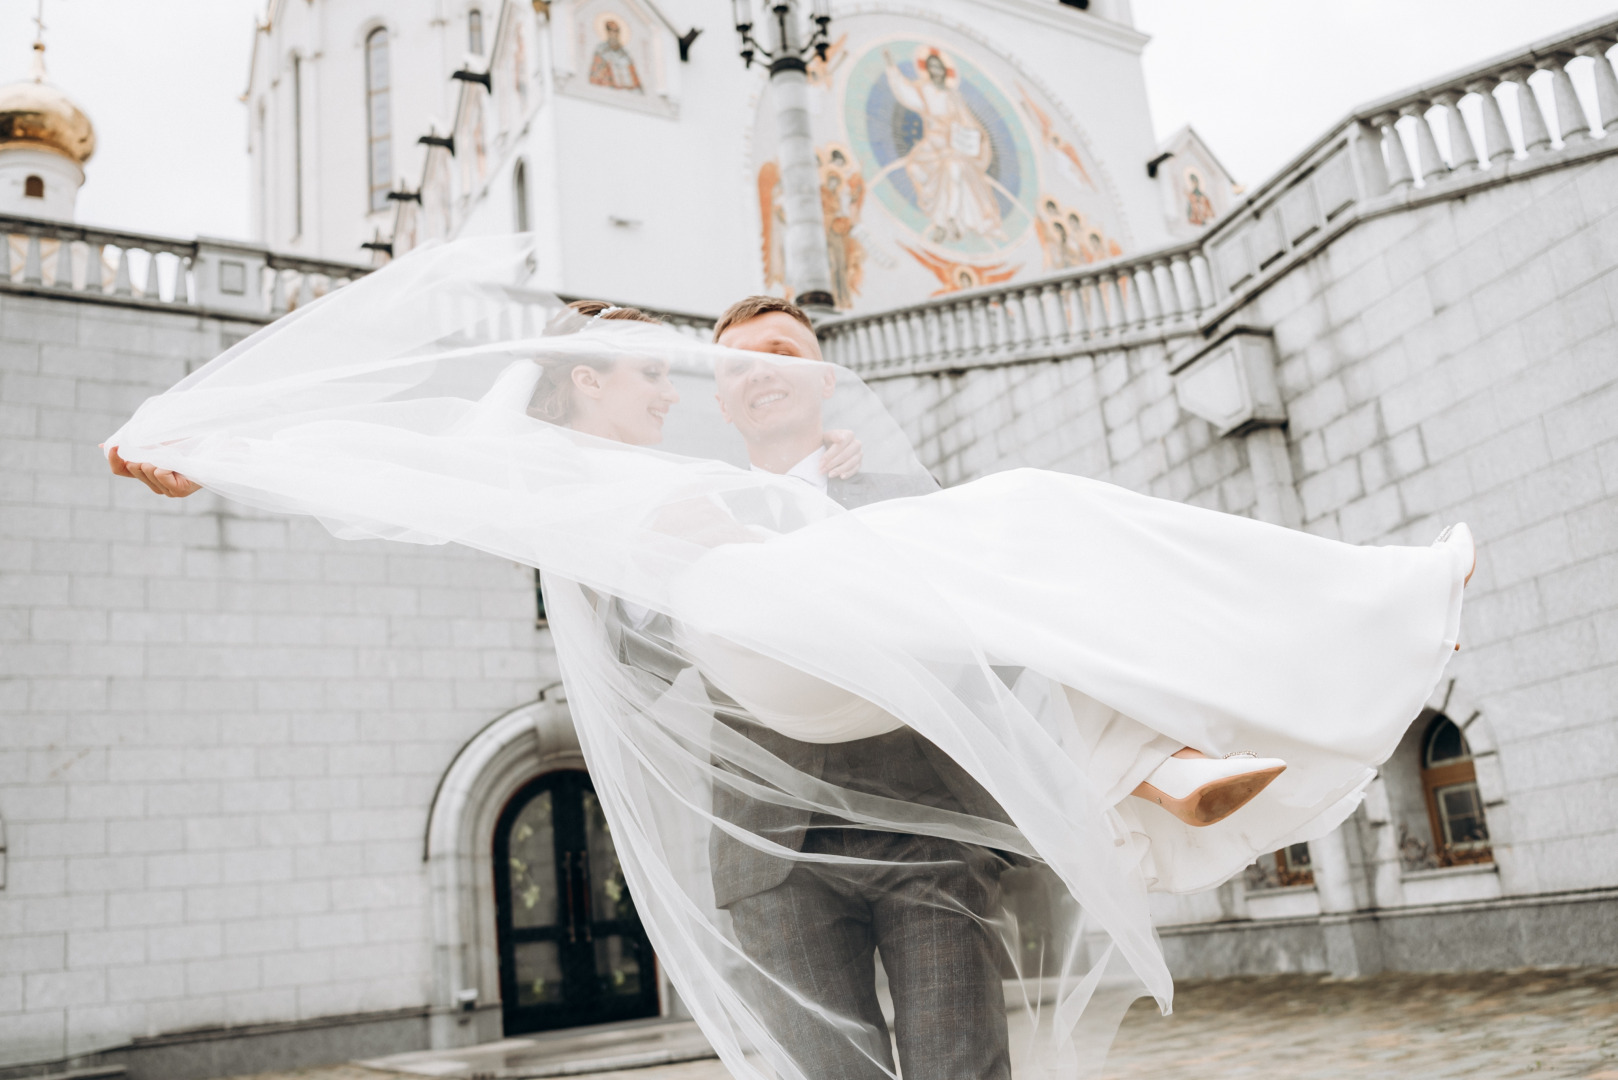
[1131,750,1287,827]
[1434,522,1476,586]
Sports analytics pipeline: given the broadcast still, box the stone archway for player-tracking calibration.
[423,684,584,1049]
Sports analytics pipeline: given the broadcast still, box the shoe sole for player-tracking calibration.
[1136,766,1286,827]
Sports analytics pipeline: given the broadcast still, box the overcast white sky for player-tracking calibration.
[2,0,1616,240]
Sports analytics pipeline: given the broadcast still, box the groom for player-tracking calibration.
[704,296,1014,1080]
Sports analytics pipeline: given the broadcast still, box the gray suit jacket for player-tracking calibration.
[598,468,1011,909]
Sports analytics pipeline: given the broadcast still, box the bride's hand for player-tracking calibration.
[821,430,863,479]
[105,445,201,498]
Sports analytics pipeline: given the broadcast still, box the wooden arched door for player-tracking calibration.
[493,770,659,1034]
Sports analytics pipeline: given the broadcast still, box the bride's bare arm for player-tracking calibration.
[105,446,201,498]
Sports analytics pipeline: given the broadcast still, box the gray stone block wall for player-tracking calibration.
[0,295,558,1067]
[868,153,1618,917]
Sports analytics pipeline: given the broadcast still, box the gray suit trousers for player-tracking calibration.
[728,828,1012,1080]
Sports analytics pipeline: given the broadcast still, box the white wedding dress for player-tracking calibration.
[104,236,1465,1079]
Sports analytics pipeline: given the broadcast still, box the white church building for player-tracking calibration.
[2,1,1617,1077]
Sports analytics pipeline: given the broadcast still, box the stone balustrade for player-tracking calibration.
[0,215,374,323]
[819,241,1214,375]
[823,15,1618,379]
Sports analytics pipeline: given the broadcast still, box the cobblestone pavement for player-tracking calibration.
[223,968,1618,1080]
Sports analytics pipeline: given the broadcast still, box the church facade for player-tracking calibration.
[3,3,1617,1078]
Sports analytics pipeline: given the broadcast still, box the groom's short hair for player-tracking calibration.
[713,296,814,341]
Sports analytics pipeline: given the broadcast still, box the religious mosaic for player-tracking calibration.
[752,15,1127,311]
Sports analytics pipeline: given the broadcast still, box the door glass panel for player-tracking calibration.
[582,790,631,922]
[508,789,557,928]
[514,941,565,1006]
[593,933,644,998]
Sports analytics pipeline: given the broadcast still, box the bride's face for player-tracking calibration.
[571,357,680,445]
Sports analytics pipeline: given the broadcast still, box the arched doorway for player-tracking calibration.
[493,769,659,1035]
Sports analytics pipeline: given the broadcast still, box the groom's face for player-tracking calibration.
[713,312,835,442]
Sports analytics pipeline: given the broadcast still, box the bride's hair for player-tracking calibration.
[529,300,661,423]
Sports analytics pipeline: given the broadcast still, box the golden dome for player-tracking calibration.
[0,47,95,165]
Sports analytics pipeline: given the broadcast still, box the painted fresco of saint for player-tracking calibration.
[756,161,788,293]
[589,18,643,92]
[1186,168,1216,226]
[882,48,1006,245]
[820,146,866,309]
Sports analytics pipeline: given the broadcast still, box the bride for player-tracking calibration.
[105,236,1471,1078]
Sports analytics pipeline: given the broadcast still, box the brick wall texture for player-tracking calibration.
[0,297,558,1064]
[868,155,1618,909]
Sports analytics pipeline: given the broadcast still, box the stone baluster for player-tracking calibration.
[1150,259,1182,321]
[864,318,885,368]
[842,324,862,369]
[1131,265,1162,326]
[970,297,996,356]
[171,256,192,305]
[1403,102,1448,182]
[1166,257,1193,316]
[1074,278,1100,338]
[112,248,133,296]
[1099,271,1125,333]
[1435,92,1479,172]
[1039,284,1064,346]
[0,229,9,283]
[295,271,316,310]
[1542,55,1591,144]
[1575,41,1618,132]
[1120,270,1146,330]
[887,314,907,367]
[968,297,989,358]
[83,243,105,293]
[1016,287,1044,348]
[142,250,163,300]
[1189,252,1215,308]
[1053,280,1079,342]
[914,310,934,364]
[1504,68,1554,153]
[22,234,43,285]
[1469,79,1516,166]
[52,238,74,289]
[270,269,289,314]
[1349,119,1391,197]
[1374,114,1415,189]
[860,321,881,369]
[946,302,966,358]
[911,310,931,365]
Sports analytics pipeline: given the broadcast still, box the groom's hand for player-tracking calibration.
[105,445,201,498]
[821,430,863,480]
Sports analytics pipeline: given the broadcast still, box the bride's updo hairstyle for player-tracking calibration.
[528,299,662,423]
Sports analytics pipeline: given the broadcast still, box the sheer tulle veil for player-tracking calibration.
[105,235,1467,1078]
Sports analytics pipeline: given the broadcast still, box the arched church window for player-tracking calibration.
[1420,714,1492,866]
[366,27,394,213]
[23,175,44,198]
[513,158,529,232]
[469,8,485,55]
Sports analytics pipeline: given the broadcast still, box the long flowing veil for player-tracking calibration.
[105,235,1465,1078]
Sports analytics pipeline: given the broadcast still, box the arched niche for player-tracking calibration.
[1362,678,1511,906]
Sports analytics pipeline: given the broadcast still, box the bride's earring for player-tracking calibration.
[1131,748,1287,827]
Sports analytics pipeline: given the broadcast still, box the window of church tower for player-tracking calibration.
[24,175,44,198]
[366,28,394,213]
[1420,714,1492,866]
[513,159,529,232]
[469,9,485,55]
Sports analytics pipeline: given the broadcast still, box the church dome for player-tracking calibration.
[0,48,95,164]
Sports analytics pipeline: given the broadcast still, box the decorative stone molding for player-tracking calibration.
[1168,325,1286,437]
